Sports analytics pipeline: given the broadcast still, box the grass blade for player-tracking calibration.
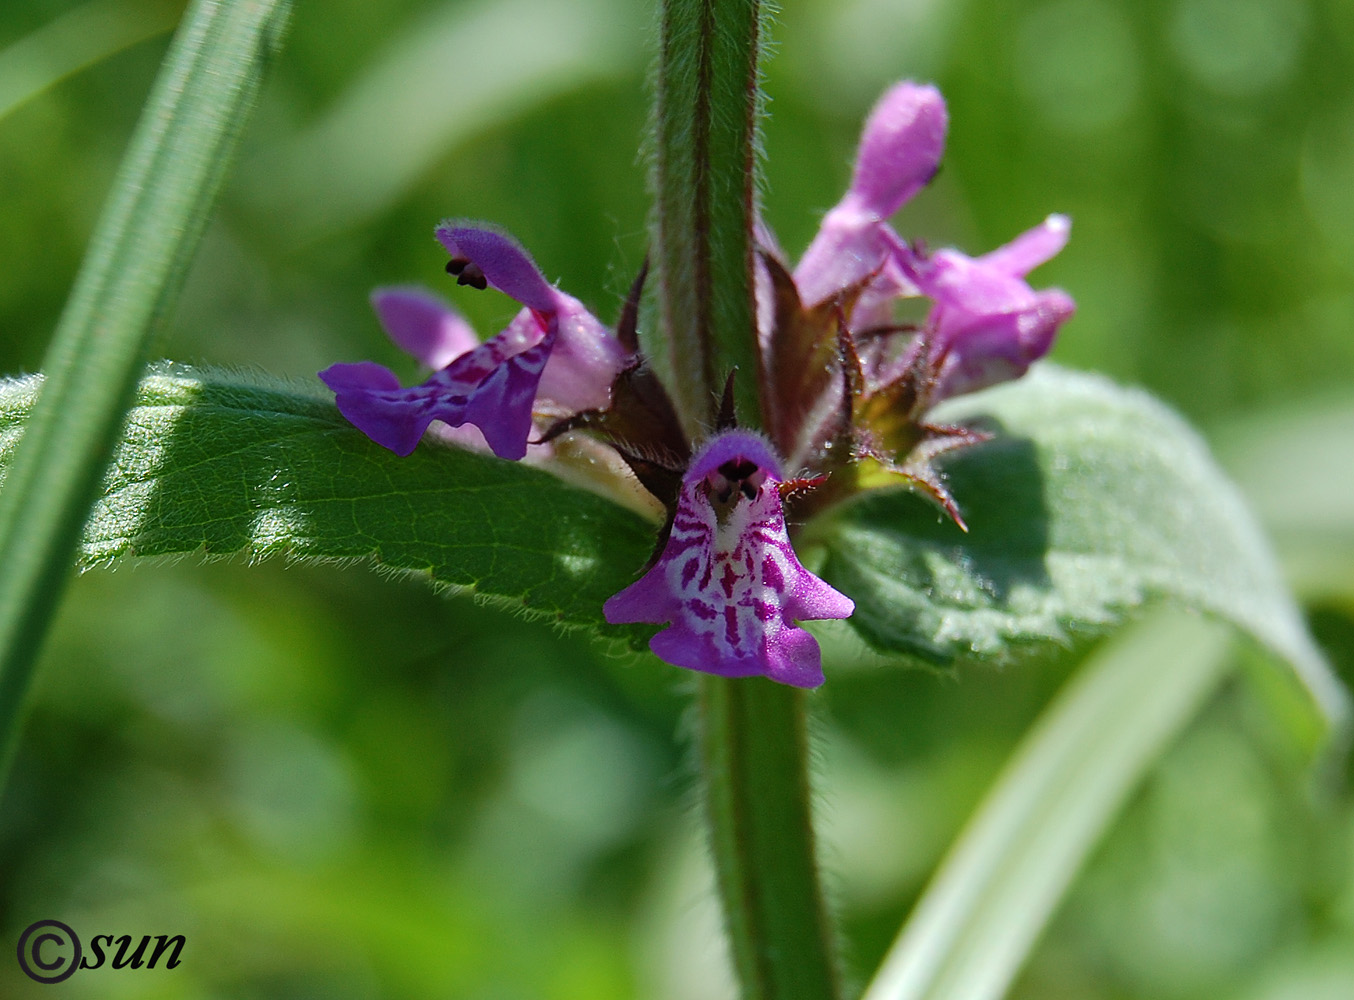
[244,0,640,243]
[861,608,1233,1000]
[0,0,291,775]
[0,0,181,124]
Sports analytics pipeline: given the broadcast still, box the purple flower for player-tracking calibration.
[793,81,945,316]
[604,430,854,688]
[320,224,629,461]
[314,79,1078,687]
[788,81,1073,405]
[901,214,1076,399]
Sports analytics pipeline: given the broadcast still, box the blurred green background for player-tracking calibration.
[3,0,1354,996]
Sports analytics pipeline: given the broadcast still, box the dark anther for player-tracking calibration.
[445,258,488,289]
[740,481,758,501]
[718,458,757,481]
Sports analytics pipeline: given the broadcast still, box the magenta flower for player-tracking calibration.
[793,81,946,314]
[900,214,1076,400]
[317,81,1076,688]
[604,430,854,689]
[787,81,1073,407]
[320,224,629,461]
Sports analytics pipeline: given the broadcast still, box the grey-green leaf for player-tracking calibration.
[0,368,656,635]
[814,365,1346,732]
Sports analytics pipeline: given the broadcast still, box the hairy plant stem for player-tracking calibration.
[657,5,839,996]
[653,0,763,434]
[700,677,842,1000]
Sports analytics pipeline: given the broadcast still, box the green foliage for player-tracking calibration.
[3,0,1353,997]
[7,357,1340,1000]
[0,367,655,635]
[862,610,1233,1000]
[9,361,1335,731]
[0,0,290,770]
[817,366,1345,733]
[0,0,179,123]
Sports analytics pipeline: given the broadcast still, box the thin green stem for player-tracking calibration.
[0,0,290,779]
[701,677,841,1000]
[653,0,763,434]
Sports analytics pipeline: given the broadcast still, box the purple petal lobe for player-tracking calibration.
[464,329,555,460]
[320,322,553,461]
[320,361,428,456]
[922,248,1036,317]
[793,81,945,309]
[371,286,478,370]
[896,219,1075,400]
[434,223,558,313]
[605,430,853,688]
[978,214,1071,279]
[932,292,1073,399]
[319,360,402,394]
[851,81,949,218]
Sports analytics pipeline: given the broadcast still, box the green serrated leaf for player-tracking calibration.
[0,367,655,637]
[812,365,1346,731]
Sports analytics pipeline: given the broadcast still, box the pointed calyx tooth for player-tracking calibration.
[716,370,739,431]
[859,421,994,531]
[615,256,649,354]
[531,255,689,506]
[535,255,675,496]
[898,458,970,533]
[758,252,869,471]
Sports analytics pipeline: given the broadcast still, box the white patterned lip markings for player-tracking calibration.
[605,430,853,688]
